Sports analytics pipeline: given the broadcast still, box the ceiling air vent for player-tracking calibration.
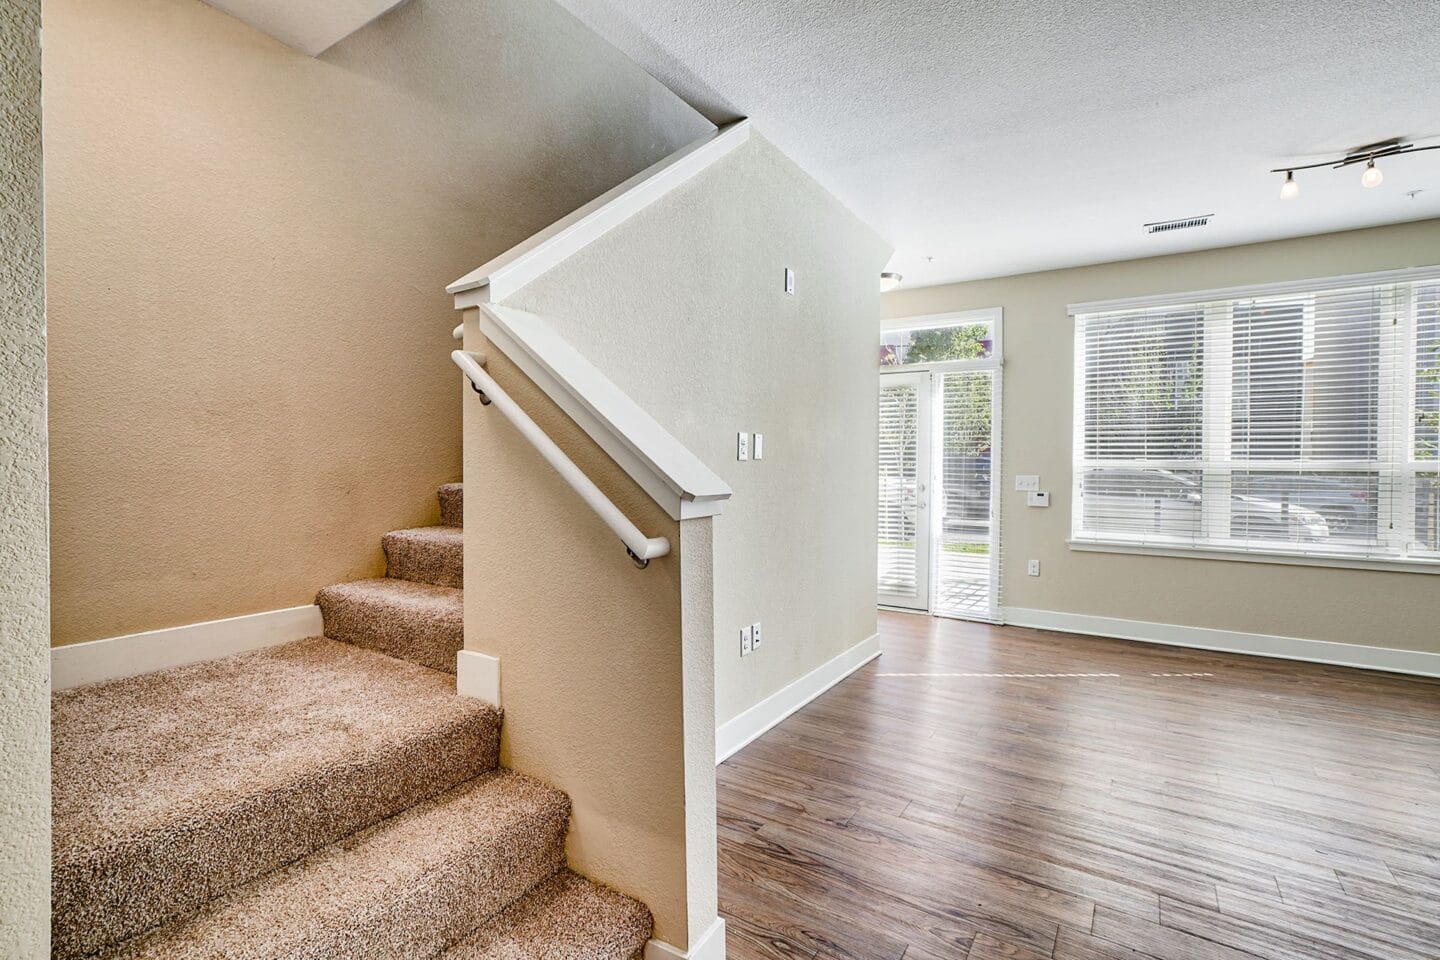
[1144,214,1213,235]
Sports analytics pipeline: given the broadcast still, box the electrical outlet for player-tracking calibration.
[1015,475,1040,492]
[751,622,762,648]
[737,432,749,461]
[741,625,754,656]
[752,433,764,460]
[1027,559,1041,577]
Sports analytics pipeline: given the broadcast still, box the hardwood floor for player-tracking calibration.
[716,611,1440,960]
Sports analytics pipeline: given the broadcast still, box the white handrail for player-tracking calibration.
[451,350,670,567]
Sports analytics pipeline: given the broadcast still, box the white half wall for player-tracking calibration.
[500,132,893,733]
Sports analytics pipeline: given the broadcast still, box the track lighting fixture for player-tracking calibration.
[1270,138,1436,198]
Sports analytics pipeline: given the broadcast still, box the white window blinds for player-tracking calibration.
[1072,269,1440,568]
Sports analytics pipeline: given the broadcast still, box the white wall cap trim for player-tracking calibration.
[448,120,751,305]
[52,604,322,691]
[646,918,727,960]
[716,632,880,764]
[1067,263,1440,316]
[480,305,731,520]
[1001,606,1440,678]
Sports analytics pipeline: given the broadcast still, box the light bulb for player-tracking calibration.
[1280,171,1299,200]
[1361,160,1383,189]
[879,272,903,292]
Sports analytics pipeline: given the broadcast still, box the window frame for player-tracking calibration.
[1068,266,1440,575]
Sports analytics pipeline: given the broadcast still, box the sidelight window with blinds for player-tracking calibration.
[1070,267,1440,570]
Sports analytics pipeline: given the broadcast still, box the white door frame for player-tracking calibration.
[878,308,1004,621]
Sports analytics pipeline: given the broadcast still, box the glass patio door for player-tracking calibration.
[877,372,931,610]
[877,309,1002,621]
[933,370,998,619]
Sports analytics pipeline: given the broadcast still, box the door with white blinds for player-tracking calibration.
[1072,269,1440,570]
[878,373,930,610]
[878,308,1004,619]
[935,370,999,618]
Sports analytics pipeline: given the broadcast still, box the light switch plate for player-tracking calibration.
[1015,475,1040,492]
[1027,491,1050,507]
[737,432,749,461]
[784,267,795,295]
[752,433,764,460]
[751,622,762,648]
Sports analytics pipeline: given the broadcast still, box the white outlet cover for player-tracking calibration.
[1027,559,1041,576]
[1015,475,1040,492]
[741,625,753,656]
[737,432,749,461]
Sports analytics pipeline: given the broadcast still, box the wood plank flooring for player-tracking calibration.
[717,611,1440,960]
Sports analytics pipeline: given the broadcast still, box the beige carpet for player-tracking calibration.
[442,871,653,960]
[384,525,464,588]
[52,636,501,958]
[52,482,653,959]
[316,576,463,673]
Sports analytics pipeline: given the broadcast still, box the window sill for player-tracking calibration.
[1068,538,1440,575]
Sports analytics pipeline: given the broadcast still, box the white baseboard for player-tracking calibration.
[646,917,726,960]
[52,605,323,691]
[1001,607,1440,678]
[715,632,881,764]
[456,649,501,706]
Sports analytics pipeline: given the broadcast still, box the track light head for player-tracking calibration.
[1361,160,1384,189]
[1280,171,1299,200]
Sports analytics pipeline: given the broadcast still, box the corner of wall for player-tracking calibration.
[0,0,54,952]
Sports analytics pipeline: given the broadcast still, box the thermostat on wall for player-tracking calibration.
[1027,491,1050,507]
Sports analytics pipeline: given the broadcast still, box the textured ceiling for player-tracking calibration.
[201,0,407,55]
[555,0,1440,286]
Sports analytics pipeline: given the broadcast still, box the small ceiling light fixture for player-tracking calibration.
[1270,137,1438,197]
[880,271,903,292]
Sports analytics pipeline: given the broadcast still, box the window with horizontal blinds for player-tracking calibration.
[1072,271,1440,569]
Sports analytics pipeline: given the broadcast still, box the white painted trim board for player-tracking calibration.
[479,305,731,520]
[449,120,751,305]
[716,632,881,764]
[1001,606,1440,678]
[646,917,727,960]
[52,604,323,691]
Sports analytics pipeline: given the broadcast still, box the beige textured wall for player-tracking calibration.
[505,134,892,726]
[460,313,699,945]
[43,0,710,646]
[1,0,52,952]
[884,219,1440,653]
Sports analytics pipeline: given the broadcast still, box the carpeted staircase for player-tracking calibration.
[51,483,652,960]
